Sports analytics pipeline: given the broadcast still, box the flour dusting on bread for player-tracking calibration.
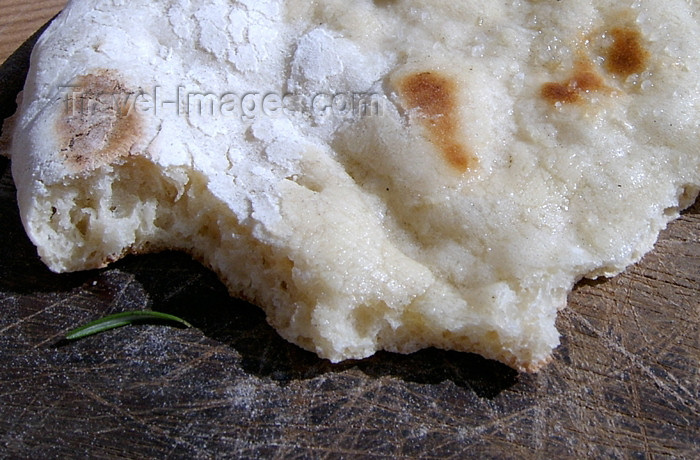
[6,0,700,371]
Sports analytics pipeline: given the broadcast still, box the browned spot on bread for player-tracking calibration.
[57,71,142,172]
[398,71,476,173]
[541,60,610,106]
[541,82,581,105]
[605,27,649,78]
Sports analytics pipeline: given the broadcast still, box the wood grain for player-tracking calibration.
[0,0,66,65]
[0,4,698,459]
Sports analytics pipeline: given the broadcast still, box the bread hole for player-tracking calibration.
[352,305,376,337]
[107,193,138,219]
[154,211,174,231]
[663,184,700,217]
[73,212,90,237]
[678,184,700,210]
[373,0,399,7]
[352,301,388,337]
[286,173,323,193]
[284,256,295,270]
[485,330,499,344]
[439,330,478,350]
[294,335,316,351]
[196,213,222,244]
[197,222,221,242]
[273,258,294,294]
[69,205,92,237]
[663,206,680,218]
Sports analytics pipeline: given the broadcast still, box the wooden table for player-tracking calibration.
[0,0,66,65]
[1,2,698,458]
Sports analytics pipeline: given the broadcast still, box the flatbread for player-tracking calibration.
[5,0,700,371]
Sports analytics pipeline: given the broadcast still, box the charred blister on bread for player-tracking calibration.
[56,70,143,173]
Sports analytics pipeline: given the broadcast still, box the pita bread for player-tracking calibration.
[5,0,699,371]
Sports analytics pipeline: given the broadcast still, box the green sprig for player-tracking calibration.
[65,310,192,340]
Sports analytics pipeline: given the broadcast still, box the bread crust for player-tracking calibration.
[7,0,700,372]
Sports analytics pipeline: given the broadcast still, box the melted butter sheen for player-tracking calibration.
[398,72,476,173]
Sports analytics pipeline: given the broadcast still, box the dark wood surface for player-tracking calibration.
[0,18,698,460]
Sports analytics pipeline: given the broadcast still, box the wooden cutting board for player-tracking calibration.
[0,3,698,458]
[0,0,65,64]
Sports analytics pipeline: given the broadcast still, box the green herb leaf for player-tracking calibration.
[65,310,192,341]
